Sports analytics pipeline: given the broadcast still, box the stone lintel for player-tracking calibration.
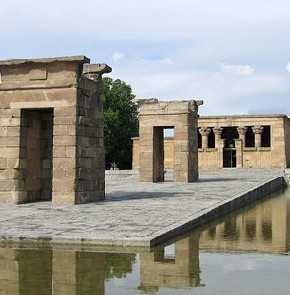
[137,98,203,106]
[138,99,203,116]
[82,64,112,75]
[0,55,90,67]
[0,56,94,91]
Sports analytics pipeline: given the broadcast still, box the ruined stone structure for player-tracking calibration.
[138,99,203,182]
[0,56,111,204]
[133,114,290,170]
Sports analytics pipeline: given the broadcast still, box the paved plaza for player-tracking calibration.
[0,169,286,247]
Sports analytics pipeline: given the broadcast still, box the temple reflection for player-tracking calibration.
[137,188,290,292]
[0,189,289,294]
[199,188,290,253]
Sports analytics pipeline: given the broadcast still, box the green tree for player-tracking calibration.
[102,77,139,169]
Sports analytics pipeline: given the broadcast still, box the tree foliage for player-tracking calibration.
[102,77,139,169]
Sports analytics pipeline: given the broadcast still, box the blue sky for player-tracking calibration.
[1,0,290,115]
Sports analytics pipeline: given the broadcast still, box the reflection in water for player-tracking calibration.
[222,219,240,241]
[199,188,290,252]
[0,249,135,295]
[138,232,201,292]
[245,219,256,240]
[0,188,290,294]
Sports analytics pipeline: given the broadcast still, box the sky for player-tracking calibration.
[1,0,290,116]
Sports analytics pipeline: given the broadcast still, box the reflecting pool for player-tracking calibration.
[1,188,290,294]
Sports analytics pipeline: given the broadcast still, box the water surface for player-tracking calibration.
[1,188,290,294]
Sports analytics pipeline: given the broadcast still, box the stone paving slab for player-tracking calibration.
[0,169,286,247]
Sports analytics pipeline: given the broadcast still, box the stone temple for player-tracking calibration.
[133,114,290,170]
[0,56,111,204]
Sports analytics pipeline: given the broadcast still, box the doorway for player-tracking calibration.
[222,127,238,168]
[20,109,53,202]
[152,126,174,182]
[223,148,236,168]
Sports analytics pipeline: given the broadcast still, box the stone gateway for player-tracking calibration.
[137,99,203,182]
[0,56,111,204]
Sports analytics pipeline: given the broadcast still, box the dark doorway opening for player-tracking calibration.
[223,149,236,168]
[222,127,238,168]
[261,125,271,147]
[245,126,255,147]
[208,128,215,148]
[20,109,53,202]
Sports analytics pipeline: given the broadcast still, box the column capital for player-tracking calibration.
[199,127,211,136]
[252,126,264,134]
[213,127,223,136]
[237,126,247,136]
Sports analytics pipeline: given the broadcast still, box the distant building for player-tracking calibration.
[133,114,290,169]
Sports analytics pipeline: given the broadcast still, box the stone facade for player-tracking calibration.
[133,114,290,170]
[0,56,111,204]
[138,99,203,182]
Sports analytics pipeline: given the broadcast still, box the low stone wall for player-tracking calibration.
[105,169,175,181]
[105,169,139,181]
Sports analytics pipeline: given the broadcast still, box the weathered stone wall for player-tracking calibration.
[75,77,105,203]
[0,56,110,204]
[20,109,53,202]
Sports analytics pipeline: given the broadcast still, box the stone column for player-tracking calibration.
[198,127,211,149]
[213,127,223,146]
[252,126,264,148]
[237,126,247,147]
[131,137,140,170]
[213,127,224,168]
[234,139,243,168]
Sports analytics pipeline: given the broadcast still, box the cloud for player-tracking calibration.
[223,259,257,273]
[111,53,290,116]
[220,63,254,76]
[160,57,174,65]
[1,0,290,117]
[112,51,125,63]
